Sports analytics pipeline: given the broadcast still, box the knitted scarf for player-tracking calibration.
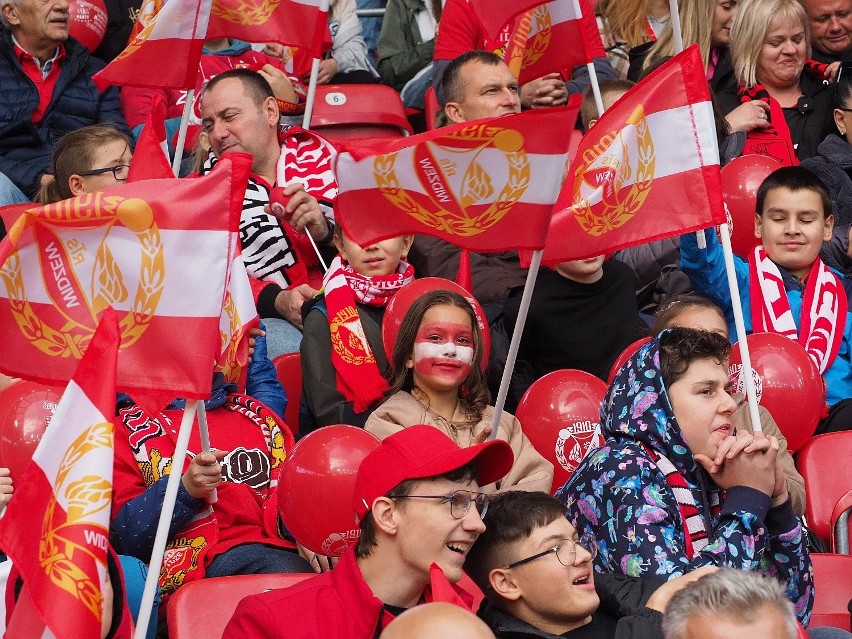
[322,256,414,412]
[749,245,846,374]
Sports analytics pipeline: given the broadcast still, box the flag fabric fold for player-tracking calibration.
[533,45,726,264]
[127,93,174,181]
[468,0,547,39]
[335,99,581,253]
[0,309,123,639]
[503,0,605,85]
[94,0,328,89]
[0,155,252,399]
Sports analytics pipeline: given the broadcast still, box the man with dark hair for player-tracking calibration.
[223,425,515,638]
[440,50,521,123]
[200,68,338,357]
[465,491,712,639]
[0,0,129,205]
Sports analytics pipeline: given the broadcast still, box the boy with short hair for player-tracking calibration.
[223,425,515,638]
[465,491,712,639]
[681,165,852,432]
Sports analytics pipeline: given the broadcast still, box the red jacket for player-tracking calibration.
[222,550,477,639]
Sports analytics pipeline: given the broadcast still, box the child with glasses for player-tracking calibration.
[224,425,515,638]
[464,491,716,639]
[366,288,553,493]
[37,124,132,204]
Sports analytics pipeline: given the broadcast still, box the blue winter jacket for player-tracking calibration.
[0,30,129,198]
[680,228,852,406]
[556,336,814,625]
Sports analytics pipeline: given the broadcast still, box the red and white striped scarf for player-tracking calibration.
[323,256,414,412]
[749,245,846,374]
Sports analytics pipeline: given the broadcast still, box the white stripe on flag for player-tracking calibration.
[339,149,570,206]
[532,0,581,34]
[3,228,232,318]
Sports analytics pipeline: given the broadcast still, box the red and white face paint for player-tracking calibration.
[410,304,477,397]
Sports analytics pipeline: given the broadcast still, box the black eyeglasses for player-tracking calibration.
[505,533,598,569]
[394,490,490,519]
[77,164,130,180]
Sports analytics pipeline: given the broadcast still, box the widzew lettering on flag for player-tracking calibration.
[0,155,252,399]
[335,99,581,253]
[503,0,605,85]
[533,45,726,264]
[0,309,131,639]
[94,0,328,90]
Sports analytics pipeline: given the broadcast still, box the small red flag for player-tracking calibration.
[127,93,173,181]
[530,45,726,265]
[335,99,581,253]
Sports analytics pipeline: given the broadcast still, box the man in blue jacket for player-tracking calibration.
[0,0,129,205]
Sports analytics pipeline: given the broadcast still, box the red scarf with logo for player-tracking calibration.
[749,245,846,374]
[322,256,414,412]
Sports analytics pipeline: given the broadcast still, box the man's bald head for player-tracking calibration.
[379,603,495,639]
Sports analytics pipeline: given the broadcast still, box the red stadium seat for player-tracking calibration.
[309,84,413,142]
[831,489,852,554]
[810,553,852,630]
[273,353,303,437]
[167,573,313,639]
[798,432,852,550]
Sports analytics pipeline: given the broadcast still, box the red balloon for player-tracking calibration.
[728,332,823,452]
[277,425,381,555]
[515,369,608,493]
[68,0,108,53]
[607,337,651,384]
[382,278,491,371]
[720,155,782,257]
[0,380,64,480]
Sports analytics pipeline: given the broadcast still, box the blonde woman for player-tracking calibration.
[596,0,670,78]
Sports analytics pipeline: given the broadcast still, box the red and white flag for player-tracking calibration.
[533,45,726,264]
[94,0,328,89]
[0,309,123,639]
[216,251,258,387]
[503,0,605,85]
[126,0,163,43]
[0,154,252,399]
[127,94,173,181]
[335,100,581,253]
[468,0,547,39]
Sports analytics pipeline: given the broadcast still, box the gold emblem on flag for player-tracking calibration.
[374,124,529,237]
[217,292,244,384]
[212,0,280,26]
[40,421,114,620]
[571,105,655,236]
[0,193,166,358]
[523,5,553,69]
[113,18,155,62]
[330,306,376,365]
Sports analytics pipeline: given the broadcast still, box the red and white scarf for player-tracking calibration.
[643,444,720,558]
[323,255,414,412]
[749,245,847,374]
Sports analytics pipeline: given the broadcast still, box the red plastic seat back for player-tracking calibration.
[273,352,303,437]
[167,573,313,639]
[798,432,852,545]
[310,84,413,142]
[810,553,852,630]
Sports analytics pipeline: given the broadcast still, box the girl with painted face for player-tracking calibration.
[365,288,553,494]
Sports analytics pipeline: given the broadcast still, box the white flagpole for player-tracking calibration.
[133,400,202,639]
[195,401,218,503]
[669,0,684,53]
[718,223,763,432]
[571,0,605,117]
[171,88,195,176]
[301,0,330,130]
[490,249,543,438]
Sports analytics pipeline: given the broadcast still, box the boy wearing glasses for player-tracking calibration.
[223,425,515,638]
[465,491,715,639]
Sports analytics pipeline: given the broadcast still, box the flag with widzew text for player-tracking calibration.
[0,155,252,399]
[534,45,726,264]
[0,310,124,639]
[335,98,581,253]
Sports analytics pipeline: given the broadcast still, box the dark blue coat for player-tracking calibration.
[0,29,129,198]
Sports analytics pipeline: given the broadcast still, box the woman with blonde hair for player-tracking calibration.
[596,0,670,79]
[716,0,835,161]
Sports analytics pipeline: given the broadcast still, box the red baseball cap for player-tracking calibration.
[353,425,515,522]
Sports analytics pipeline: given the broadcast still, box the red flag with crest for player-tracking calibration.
[0,309,129,639]
[531,45,726,264]
[0,155,251,399]
[335,100,581,253]
[502,0,605,85]
[94,0,329,89]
